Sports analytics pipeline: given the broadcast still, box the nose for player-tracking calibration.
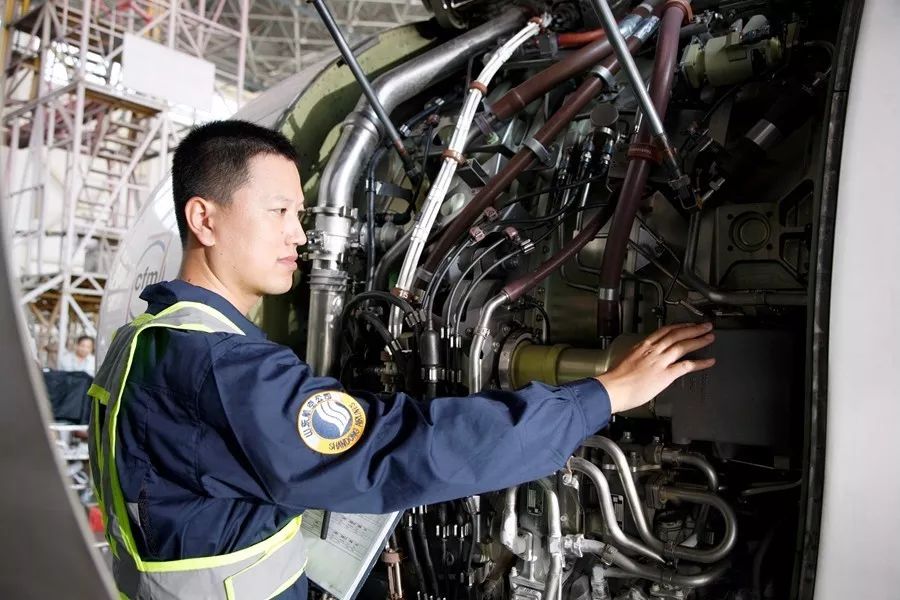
[288,212,307,247]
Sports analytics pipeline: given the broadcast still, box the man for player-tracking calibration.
[59,335,95,376]
[89,120,715,599]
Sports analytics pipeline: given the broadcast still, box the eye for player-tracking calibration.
[273,208,288,216]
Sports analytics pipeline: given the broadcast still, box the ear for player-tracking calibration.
[184,196,218,247]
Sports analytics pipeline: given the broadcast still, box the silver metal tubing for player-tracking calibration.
[660,449,719,491]
[468,292,509,391]
[582,437,737,564]
[500,487,522,555]
[659,486,738,564]
[569,457,666,563]
[539,479,563,600]
[580,539,729,586]
[306,9,527,374]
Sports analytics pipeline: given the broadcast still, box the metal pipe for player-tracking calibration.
[594,2,690,336]
[569,457,666,563]
[659,486,738,563]
[423,18,660,279]
[308,0,412,169]
[539,479,563,600]
[306,9,527,374]
[468,292,508,391]
[660,448,719,491]
[499,487,519,554]
[580,540,730,587]
[582,437,737,563]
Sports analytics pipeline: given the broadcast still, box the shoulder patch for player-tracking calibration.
[297,390,366,455]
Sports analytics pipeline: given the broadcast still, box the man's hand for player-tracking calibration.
[597,323,716,414]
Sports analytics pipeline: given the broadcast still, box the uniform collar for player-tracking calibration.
[140,280,267,340]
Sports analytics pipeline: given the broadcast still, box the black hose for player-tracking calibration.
[374,230,413,291]
[365,146,389,291]
[403,515,428,595]
[416,508,440,596]
[442,238,507,332]
[343,290,415,321]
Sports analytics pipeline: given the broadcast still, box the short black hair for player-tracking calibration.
[76,335,94,345]
[171,120,298,245]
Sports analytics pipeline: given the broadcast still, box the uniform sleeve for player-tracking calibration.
[196,339,611,514]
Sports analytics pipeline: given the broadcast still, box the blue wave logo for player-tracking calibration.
[311,400,353,439]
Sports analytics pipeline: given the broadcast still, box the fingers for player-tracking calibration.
[661,333,715,363]
[653,322,714,351]
[668,357,716,378]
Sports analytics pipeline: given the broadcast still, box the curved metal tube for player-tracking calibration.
[538,479,563,600]
[659,486,738,564]
[582,437,737,563]
[580,539,730,587]
[468,292,508,391]
[569,458,665,563]
[660,449,719,491]
[306,9,528,375]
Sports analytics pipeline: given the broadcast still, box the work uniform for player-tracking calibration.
[89,279,611,599]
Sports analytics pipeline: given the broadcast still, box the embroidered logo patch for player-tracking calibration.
[297,391,366,455]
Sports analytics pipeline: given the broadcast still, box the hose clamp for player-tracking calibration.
[524,137,555,166]
[589,64,619,92]
[597,287,618,302]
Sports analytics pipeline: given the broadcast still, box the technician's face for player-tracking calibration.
[217,154,307,297]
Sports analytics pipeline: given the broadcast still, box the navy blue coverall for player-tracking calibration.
[116,280,612,599]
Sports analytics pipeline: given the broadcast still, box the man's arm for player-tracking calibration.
[195,322,713,514]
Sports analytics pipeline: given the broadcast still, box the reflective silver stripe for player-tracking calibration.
[92,303,308,599]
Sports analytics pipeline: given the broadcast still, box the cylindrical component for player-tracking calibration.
[680,30,782,89]
[306,10,527,374]
[503,335,640,389]
[419,329,442,384]
[595,2,688,336]
[569,457,666,563]
[423,27,658,278]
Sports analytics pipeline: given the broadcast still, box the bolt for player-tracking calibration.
[491,342,501,352]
